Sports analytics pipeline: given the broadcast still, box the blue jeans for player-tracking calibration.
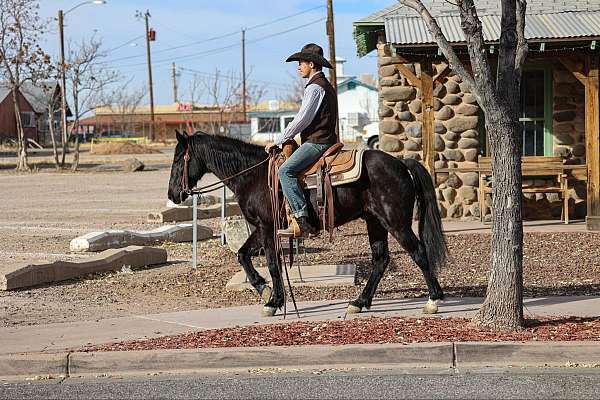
[278,142,331,218]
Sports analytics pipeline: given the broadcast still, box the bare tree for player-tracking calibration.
[65,35,120,170]
[186,73,204,133]
[398,0,528,329]
[202,69,242,135]
[22,81,62,168]
[98,79,146,136]
[279,71,305,104]
[0,0,52,171]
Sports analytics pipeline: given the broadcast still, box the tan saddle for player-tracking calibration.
[279,141,365,240]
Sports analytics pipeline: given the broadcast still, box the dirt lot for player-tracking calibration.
[1,161,600,328]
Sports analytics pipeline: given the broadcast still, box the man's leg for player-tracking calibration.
[278,142,330,234]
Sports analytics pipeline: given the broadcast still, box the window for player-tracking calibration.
[20,112,35,128]
[257,117,280,133]
[520,70,547,156]
[283,117,294,128]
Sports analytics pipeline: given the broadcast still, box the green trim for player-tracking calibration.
[353,24,384,57]
[543,66,553,156]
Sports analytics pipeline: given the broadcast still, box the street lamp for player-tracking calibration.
[58,0,106,162]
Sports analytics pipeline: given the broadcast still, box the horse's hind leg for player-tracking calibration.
[347,214,390,314]
[237,229,270,303]
[390,226,444,314]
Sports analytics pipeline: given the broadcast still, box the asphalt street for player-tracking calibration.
[2,368,600,399]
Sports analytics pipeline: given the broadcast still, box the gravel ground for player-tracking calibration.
[2,220,599,328]
[1,166,599,328]
[82,316,600,352]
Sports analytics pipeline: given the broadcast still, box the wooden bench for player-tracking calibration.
[478,156,570,224]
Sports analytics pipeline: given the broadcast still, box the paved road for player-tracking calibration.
[2,369,600,399]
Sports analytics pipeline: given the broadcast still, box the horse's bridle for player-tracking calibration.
[180,142,192,201]
[179,140,270,203]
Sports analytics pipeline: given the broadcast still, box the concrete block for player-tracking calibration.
[1,246,167,290]
[148,202,241,223]
[226,264,356,291]
[222,216,255,253]
[70,224,213,252]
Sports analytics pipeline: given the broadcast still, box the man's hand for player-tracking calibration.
[265,142,279,153]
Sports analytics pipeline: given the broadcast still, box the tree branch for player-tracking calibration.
[398,0,476,91]
[514,0,529,83]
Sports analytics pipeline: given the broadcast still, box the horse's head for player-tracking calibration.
[167,130,208,204]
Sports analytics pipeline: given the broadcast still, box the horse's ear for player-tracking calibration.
[175,129,187,145]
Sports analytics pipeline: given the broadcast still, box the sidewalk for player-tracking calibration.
[2,295,599,355]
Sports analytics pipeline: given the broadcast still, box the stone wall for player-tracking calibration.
[376,43,587,221]
[377,43,482,220]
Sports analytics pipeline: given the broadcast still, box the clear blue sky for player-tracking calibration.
[38,0,394,106]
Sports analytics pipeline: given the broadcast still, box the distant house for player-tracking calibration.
[0,81,66,145]
[248,99,300,143]
[335,57,379,142]
[79,102,248,142]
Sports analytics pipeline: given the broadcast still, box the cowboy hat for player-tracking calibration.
[285,43,333,69]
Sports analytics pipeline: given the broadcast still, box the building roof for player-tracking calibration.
[0,81,65,114]
[385,11,600,45]
[354,1,600,55]
[94,102,223,116]
[337,76,378,92]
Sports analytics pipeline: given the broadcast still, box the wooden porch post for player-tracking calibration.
[586,54,600,230]
[421,68,435,175]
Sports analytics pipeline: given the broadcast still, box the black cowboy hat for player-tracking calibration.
[286,43,333,69]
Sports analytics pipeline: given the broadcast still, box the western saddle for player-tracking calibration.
[278,140,363,239]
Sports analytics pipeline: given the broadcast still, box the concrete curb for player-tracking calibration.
[0,353,68,380]
[2,342,600,379]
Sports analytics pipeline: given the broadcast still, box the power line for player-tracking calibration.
[104,17,326,70]
[178,67,291,90]
[100,5,326,66]
[103,34,145,54]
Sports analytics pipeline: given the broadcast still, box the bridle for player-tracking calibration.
[178,139,270,202]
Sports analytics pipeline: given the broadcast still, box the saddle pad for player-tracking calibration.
[302,149,356,177]
[304,149,366,189]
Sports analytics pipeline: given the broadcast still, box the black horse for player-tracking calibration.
[168,131,448,317]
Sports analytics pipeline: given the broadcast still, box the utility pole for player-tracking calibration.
[326,0,340,139]
[58,9,68,164]
[241,28,247,122]
[172,62,178,103]
[142,10,155,141]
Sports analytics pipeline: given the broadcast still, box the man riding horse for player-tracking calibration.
[264,43,338,238]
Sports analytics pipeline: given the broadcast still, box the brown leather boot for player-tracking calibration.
[277,216,315,238]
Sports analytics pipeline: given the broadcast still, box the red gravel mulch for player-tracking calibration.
[81,316,600,352]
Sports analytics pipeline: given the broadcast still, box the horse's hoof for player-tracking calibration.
[346,304,362,314]
[423,299,440,314]
[260,286,272,303]
[261,306,277,317]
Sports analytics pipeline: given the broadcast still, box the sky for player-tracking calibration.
[37,0,394,107]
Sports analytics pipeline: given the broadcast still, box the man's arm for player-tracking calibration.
[274,83,325,146]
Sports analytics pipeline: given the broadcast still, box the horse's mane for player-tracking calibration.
[191,131,267,177]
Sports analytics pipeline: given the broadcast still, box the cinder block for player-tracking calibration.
[148,202,241,223]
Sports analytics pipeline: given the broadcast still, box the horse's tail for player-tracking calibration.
[401,158,448,276]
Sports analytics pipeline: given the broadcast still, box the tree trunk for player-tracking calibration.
[475,118,524,330]
[12,90,30,172]
[48,109,60,169]
[72,120,81,171]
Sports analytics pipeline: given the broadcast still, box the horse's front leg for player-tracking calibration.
[237,229,271,303]
[260,229,285,317]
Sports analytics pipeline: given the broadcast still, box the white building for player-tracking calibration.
[335,57,379,142]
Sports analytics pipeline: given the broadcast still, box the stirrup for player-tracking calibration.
[277,217,305,238]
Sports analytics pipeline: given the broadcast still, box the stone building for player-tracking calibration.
[353,1,600,229]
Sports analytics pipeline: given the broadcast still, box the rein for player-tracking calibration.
[180,142,270,198]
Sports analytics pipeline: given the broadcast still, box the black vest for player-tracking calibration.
[300,73,338,145]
